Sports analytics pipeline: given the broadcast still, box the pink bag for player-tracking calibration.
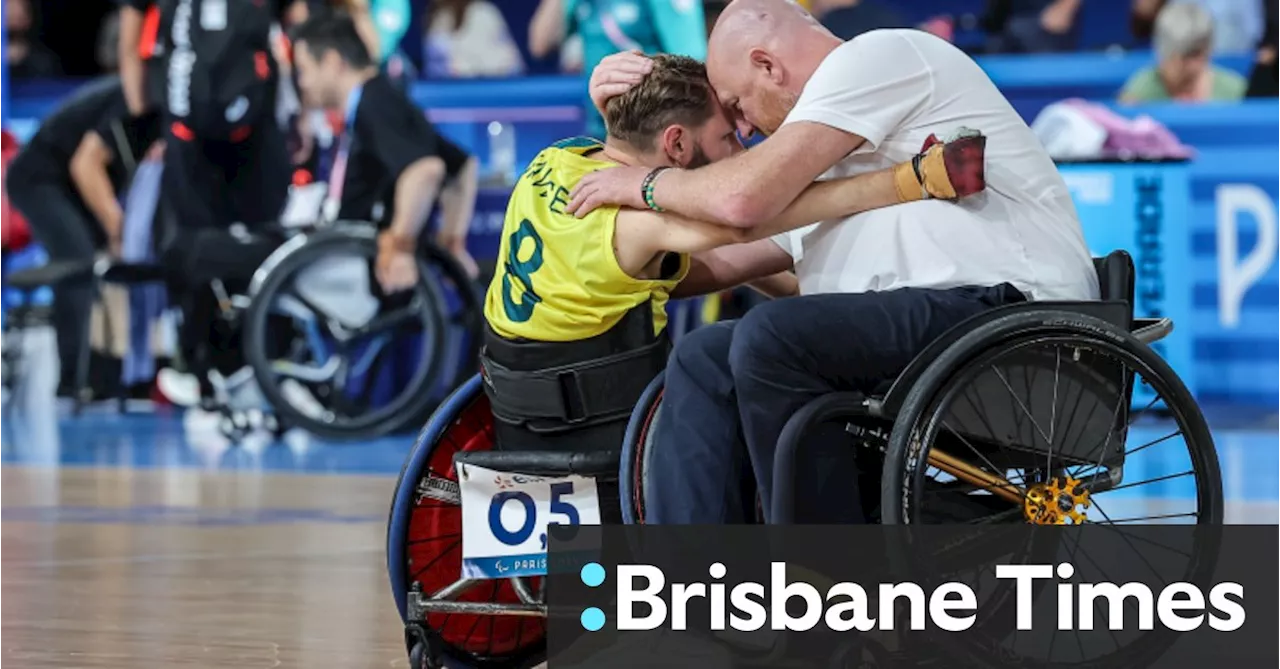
[1032,98,1195,160]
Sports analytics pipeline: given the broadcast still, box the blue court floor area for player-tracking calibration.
[3,399,1278,524]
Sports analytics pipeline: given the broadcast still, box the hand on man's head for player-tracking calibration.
[589,50,654,119]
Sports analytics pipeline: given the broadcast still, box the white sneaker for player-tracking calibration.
[280,378,328,420]
[156,368,204,407]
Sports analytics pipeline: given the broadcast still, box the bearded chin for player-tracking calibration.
[683,145,712,170]
[760,90,798,136]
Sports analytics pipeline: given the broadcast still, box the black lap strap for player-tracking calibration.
[481,336,667,425]
[454,449,620,478]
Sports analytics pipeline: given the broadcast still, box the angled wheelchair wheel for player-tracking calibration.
[242,229,451,441]
[386,375,546,669]
[623,373,763,525]
[619,373,666,524]
[880,309,1222,669]
[410,242,484,425]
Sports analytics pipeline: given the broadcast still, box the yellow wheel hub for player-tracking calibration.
[1023,475,1091,525]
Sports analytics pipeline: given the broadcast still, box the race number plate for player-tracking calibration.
[458,463,601,579]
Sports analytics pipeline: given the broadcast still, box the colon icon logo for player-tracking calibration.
[580,562,607,632]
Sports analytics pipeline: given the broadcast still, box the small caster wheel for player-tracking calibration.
[408,642,429,669]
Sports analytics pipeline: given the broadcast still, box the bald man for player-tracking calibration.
[568,0,1099,525]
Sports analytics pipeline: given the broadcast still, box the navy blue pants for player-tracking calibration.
[646,284,1025,524]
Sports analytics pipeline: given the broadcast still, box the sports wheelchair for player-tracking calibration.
[195,221,482,441]
[385,250,1221,669]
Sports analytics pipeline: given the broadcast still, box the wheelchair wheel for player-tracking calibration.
[622,373,764,525]
[243,231,451,441]
[386,375,546,669]
[410,243,484,425]
[881,310,1222,669]
[619,373,666,524]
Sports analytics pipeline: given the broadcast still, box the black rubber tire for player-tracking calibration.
[881,309,1221,526]
[619,373,666,524]
[243,234,450,441]
[880,309,1222,669]
[403,243,485,428]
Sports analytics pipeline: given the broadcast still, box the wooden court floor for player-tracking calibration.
[2,466,409,668]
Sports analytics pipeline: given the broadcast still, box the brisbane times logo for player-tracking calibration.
[573,561,1246,634]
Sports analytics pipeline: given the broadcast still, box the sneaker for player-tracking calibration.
[279,378,327,420]
[156,368,204,408]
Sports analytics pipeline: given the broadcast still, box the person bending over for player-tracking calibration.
[480,53,986,466]
[5,76,161,395]
[567,0,1098,525]
[157,13,480,407]
[290,12,480,284]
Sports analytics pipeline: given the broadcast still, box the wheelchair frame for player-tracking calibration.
[385,251,1223,669]
[208,222,482,441]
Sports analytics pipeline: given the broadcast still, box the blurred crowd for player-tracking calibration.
[7,0,1278,103]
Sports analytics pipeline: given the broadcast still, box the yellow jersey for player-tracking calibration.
[483,138,689,343]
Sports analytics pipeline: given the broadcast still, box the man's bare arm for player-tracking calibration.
[671,241,795,299]
[529,0,565,58]
[568,122,865,227]
[118,6,147,115]
[620,163,900,264]
[388,156,447,242]
[746,271,799,299]
[69,133,124,250]
[654,122,866,227]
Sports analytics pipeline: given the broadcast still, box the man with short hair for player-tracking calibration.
[290,12,480,286]
[567,0,1098,524]
[480,51,986,477]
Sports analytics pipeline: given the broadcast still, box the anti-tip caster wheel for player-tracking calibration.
[408,641,431,669]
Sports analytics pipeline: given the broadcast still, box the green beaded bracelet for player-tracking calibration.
[641,167,671,212]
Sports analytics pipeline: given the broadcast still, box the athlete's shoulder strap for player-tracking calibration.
[550,136,605,152]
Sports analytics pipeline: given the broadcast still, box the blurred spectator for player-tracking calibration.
[6,0,62,79]
[1120,2,1247,103]
[1132,0,1265,55]
[529,0,707,138]
[807,0,907,41]
[1245,0,1277,97]
[288,0,415,79]
[424,0,525,78]
[982,0,1082,54]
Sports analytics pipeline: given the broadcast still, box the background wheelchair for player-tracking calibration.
[227,222,483,441]
[384,250,1222,669]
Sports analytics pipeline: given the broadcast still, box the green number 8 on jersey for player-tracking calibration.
[501,219,545,323]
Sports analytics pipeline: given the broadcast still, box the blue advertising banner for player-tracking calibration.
[1060,161,1195,408]
[1058,104,1280,410]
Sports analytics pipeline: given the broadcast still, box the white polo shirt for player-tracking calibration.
[774,29,1099,302]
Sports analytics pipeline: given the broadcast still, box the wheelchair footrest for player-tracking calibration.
[6,260,95,290]
[97,260,167,284]
[454,449,620,478]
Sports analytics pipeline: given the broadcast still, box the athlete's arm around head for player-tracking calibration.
[616,135,985,269]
